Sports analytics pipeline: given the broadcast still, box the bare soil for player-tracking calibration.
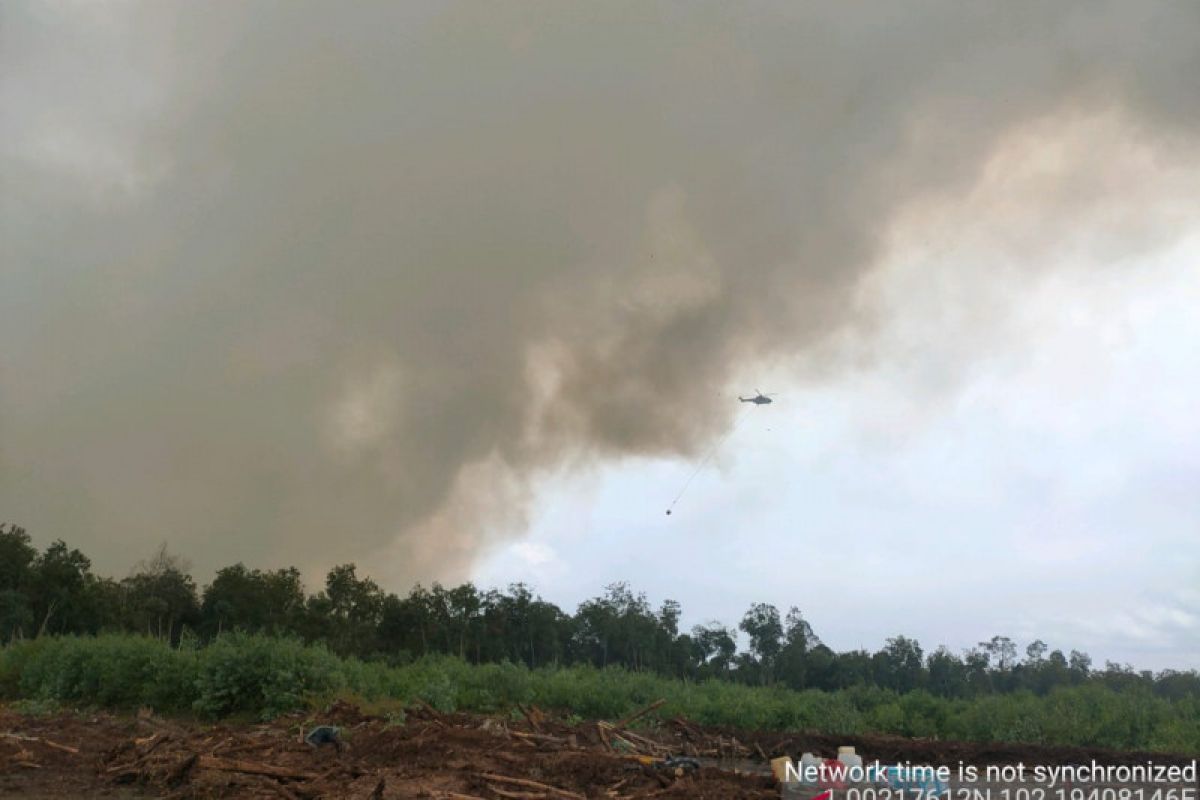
[0,701,1193,799]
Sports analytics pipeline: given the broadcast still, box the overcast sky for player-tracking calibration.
[2,1,1198,670]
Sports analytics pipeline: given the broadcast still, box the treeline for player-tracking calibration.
[2,524,1197,703]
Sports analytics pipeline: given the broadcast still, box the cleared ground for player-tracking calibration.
[0,702,1193,799]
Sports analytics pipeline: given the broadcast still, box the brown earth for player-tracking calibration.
[0,701,1194,799]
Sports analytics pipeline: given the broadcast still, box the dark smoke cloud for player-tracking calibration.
[3,1,1198,584]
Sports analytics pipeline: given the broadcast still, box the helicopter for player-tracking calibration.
[738,390,775,405]
[665,390,777,516]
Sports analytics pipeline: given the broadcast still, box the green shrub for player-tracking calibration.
[193,633,344,719]
[0,638,50,699]
[10,635,198,713]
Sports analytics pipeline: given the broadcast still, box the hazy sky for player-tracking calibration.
[478,222,1200,671]
[2,1,1198,669]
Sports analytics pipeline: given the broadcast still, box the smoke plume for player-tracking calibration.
[3,1,1198,584]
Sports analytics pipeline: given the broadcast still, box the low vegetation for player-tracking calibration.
[3,524,1197,704]
[4,522,1198,752]
[2,633,1197,752]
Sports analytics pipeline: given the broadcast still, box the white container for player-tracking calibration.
[798,752,823,785]
[838,746,864,781]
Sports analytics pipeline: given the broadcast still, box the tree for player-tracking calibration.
[800,644,841,690]
[201,564,306,637]
[979,635,1018,671]
[0,524,37,593]
[121,544,200,644]
[446,582,483,660]
[313,563,384,656]
[1032,649,1072,694]
[784,607,819,650]
[379,584,436,657]
[739,602,784,685]
[1154,670,1200,701]
[0,524,38,642]
[574,583,660,670]
[3,527,1188,704]
[28,540,93,636]
[874,635,924,692]
[927,645,967,697]
[963,647,993,695]
[692,622,737,676]
[1069,649,1093,682]
[260,567,307,631]
[778,607,820,690]
[525,592,572,667]
[0,590,32,643]
[80,576,124,634]
[831,649,874,689]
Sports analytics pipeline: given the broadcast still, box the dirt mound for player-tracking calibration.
[0,702,1193,798]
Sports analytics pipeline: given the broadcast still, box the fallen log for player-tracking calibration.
[610,731,641,753]
[510,730,567,745]
[140,733,171,758]
[596,722,613,751]
[0,732,80,754]
[611,727,667,753]
[487,786,550,799]
[211,739,276,760]
[613,699,665,730]
[197,755,319,781]
[478,772,585,800]
[105,733,172,777]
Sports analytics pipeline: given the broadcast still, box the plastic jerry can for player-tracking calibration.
[838,745,864,780]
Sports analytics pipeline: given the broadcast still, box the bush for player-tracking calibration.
[193,633,345,719]
[8,635,198,713]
